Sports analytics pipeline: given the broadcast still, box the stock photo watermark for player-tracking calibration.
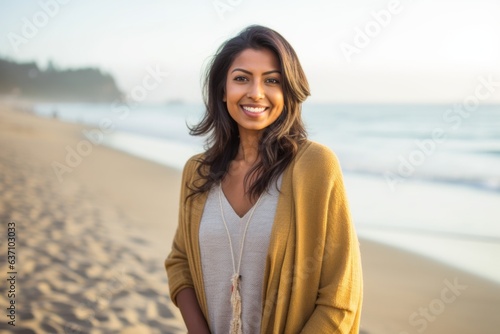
[340,0,406,63]
[5,221,17,327]
[400,277,467,334]
[51,65,168,183]
[384,74,500,191]
[213,0,243,20]
[7,0,72,54]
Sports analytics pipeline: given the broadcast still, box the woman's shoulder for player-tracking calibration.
[184,153,204,167]
[181,153,205,178]
[295,140,341,173]
[286,140,344,194]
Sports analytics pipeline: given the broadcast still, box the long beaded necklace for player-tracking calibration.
[218,183,264,334]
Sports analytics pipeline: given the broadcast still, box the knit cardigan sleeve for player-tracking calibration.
[164,156,199,306]
[297,143,363,333]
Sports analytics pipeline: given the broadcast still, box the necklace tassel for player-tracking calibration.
[229,273,243,334]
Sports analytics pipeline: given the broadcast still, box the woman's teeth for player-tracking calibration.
[242,106,266,113]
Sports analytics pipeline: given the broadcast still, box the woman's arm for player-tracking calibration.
[296,146,363,333]
[177,287,211,334]
[165,156,210,333]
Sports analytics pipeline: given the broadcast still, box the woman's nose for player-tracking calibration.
[247,81,265,100]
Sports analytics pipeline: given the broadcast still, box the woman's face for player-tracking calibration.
[224,48,284,134]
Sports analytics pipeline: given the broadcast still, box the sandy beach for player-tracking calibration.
[1,102,500,334]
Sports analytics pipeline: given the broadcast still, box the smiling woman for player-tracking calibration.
[165,25,363,334]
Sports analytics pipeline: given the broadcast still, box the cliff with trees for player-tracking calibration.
[0,57,123,102]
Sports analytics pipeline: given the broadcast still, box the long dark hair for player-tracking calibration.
[188,25,310,199]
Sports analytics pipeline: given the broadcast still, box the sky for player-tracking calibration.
[1,0,499,104]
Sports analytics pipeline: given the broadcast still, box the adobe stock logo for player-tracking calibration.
[400,278,467,334]
[384,74,499,191]
[340,0,404,62]
[212,0,242,20]
[7,0,71,54]
[51,65,168,183]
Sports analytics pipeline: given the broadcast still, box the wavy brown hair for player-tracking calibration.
[188,25,310,200]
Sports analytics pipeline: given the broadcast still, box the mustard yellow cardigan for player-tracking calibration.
[165,140,363,333]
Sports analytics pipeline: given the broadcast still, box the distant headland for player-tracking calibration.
[0,57,123,102]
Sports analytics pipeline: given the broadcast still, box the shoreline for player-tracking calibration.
[1,101,500,333]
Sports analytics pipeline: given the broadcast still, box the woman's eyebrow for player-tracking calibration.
[231,68,281,75]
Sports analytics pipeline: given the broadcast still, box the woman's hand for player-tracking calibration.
[177,287,211,334]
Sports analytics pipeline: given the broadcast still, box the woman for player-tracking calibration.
[165,25,362,333]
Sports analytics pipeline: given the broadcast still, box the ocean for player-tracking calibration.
[34,102,500,284]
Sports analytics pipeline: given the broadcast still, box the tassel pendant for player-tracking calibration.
[229,273,243,334]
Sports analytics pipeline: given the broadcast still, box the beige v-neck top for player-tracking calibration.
[199,176,282,334]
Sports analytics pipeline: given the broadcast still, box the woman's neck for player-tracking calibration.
[235,128,261,166]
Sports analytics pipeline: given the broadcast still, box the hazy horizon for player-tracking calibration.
[1,0,499,104]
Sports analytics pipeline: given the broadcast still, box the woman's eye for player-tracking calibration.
[234,76,248,82]
[266,78,280,84]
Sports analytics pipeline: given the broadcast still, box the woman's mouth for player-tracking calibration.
[240,105,268,116]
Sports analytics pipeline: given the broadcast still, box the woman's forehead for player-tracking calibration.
[229,48,280,73]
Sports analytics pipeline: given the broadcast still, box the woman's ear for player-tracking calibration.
[223,92,226,102]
